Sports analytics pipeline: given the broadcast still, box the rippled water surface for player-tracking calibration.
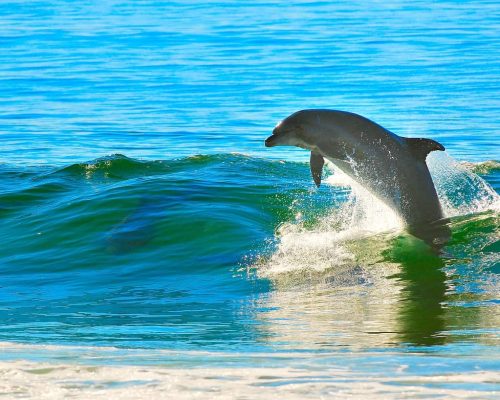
[0,1,499,398]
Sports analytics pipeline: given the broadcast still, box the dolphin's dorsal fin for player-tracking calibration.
[310,151,324,187]
[406,138,445,160]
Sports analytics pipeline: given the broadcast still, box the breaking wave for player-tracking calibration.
[258,152,499,277]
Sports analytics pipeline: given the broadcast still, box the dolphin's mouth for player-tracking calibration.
[265,135,277,147]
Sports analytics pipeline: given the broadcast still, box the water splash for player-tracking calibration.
[258,162,403,277]
[325,166,404,233]
[259,154,499,277]
[428,152,500,217]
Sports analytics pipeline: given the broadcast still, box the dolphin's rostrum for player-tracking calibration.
[265,109,450,247]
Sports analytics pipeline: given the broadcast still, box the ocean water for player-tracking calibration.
[0,0,499,398]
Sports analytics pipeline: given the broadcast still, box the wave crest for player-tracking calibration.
[460,160,500,175]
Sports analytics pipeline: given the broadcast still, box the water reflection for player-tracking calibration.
[385,236,447,346]
[253,234,455,349]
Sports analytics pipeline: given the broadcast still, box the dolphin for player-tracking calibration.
[265,109,450,247]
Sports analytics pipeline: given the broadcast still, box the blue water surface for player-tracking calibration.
[0,0,499,393]
[1,0,498,164]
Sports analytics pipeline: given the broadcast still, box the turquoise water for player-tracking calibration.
[0,0,499,397]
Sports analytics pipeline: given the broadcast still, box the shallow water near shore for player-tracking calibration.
[0,0,499,398]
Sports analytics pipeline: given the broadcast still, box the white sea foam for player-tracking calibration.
[0,343,498,400]
[0,356,497,400]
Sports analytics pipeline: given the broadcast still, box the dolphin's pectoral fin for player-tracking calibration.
[310,151,324,187]
[406,138,445,160]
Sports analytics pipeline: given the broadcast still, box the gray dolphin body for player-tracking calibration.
[265,109,449,246]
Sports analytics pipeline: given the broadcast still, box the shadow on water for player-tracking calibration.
[105,196,166,254]
[384,235,447,347]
